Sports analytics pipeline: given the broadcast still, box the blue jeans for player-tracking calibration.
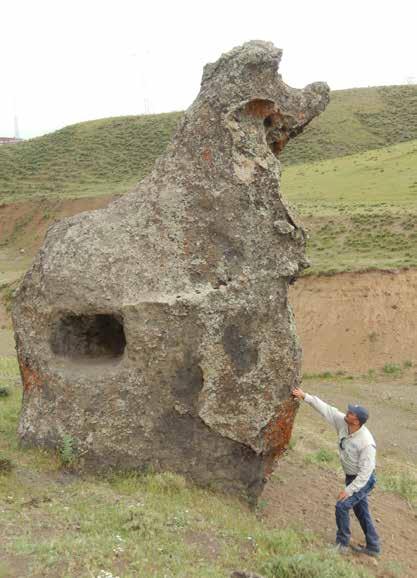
[335,472,380,552]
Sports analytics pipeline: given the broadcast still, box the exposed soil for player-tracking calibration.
[0,196,113,256]
[290,268,417,374]
[263,456,417,578]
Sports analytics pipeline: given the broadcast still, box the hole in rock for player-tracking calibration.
[263,112,288,157]
[50,314,126,360]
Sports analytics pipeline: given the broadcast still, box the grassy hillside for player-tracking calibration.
[0,84,416,276]
[282,139,417,273]
[281,84,417,165]
[0,113,182,203]
[1,138,415,279]
[284,140,417,209]
[0,85,416,203]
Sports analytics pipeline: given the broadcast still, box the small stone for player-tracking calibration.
[273,219,295,235]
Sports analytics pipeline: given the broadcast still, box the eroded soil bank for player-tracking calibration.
[290,268,417,374]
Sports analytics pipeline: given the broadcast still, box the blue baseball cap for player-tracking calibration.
[348,404,369,424]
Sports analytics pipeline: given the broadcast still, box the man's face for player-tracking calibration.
[344,410,360,427]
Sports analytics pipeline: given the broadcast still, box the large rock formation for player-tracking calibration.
[13,41,329,500]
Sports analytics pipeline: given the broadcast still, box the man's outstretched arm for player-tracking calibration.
[292,387,345,432]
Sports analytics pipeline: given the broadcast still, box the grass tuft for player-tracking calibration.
[262,550,371,578]
[58,434,77,467]
[304,449,338,466]
[379,471,417,507]
[382,363,402,375]
[0,457,13,474]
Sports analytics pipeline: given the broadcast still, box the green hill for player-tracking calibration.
[282,139,417,274]
[281,84,417,165]
[1,85,416,203]
[1,84,416,276]
[0,113,182,203]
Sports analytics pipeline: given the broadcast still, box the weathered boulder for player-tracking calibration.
[13,41,329,500]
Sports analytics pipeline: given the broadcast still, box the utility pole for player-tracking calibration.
[14,114,20,139]
[131,50,152,115]
[142,50,152,115]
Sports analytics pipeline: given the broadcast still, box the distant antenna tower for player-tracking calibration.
[132,49,153,115]
[144,96,151,114]
[14,114,20,139]
[142,50,152,114]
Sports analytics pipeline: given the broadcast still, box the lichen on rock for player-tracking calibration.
[13,40,329,500]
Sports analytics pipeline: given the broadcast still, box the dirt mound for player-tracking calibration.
[290,269,417,374]
[0,196,114,254]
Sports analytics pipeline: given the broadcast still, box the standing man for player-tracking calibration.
[292,386,381,557]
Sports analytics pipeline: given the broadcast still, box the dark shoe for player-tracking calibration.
[350,545,380,558]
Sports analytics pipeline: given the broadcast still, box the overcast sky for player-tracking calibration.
[1,0,416,139]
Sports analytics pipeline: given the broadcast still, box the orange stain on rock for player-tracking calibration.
[244,99,276,118]
[183,237,191,256]
[271,135,289,155]
[202,148,213,162]
[18,355,44,392]
[263,397,298,477]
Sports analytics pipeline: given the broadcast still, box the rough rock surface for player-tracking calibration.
[13,41,329,500]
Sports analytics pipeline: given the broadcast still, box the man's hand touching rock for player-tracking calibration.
[292,387,306,400]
